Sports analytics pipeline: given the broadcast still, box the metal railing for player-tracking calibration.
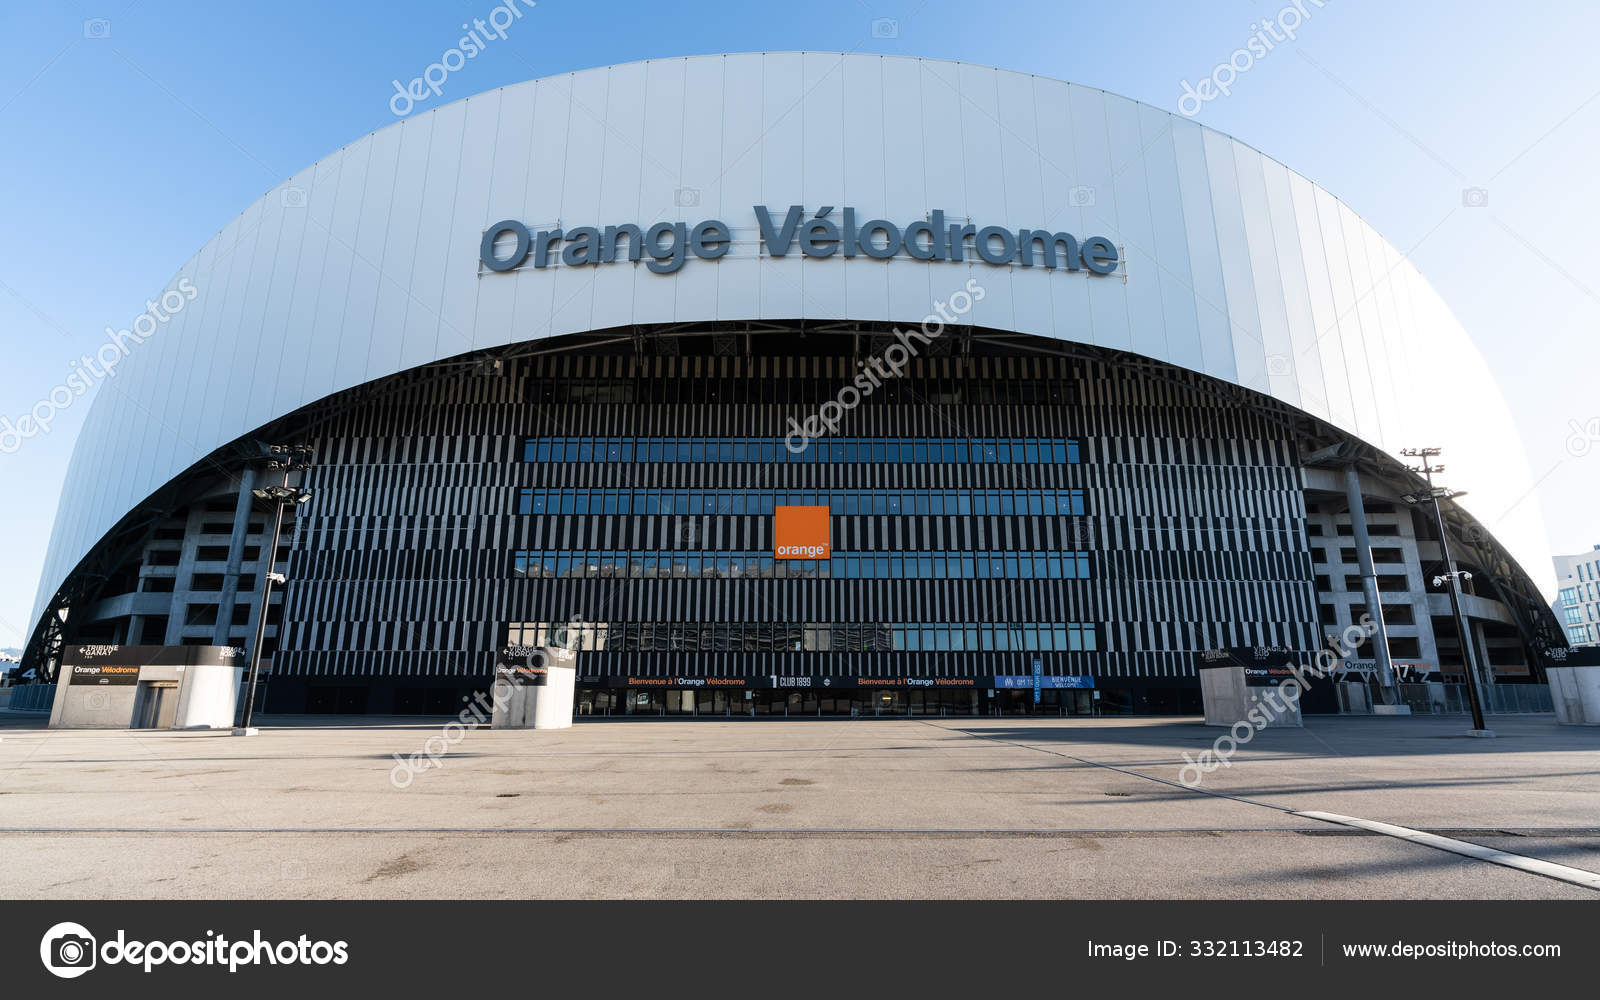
[1339,681,1552,715]
[3,683,56,713]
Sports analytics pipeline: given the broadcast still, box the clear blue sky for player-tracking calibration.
[2,0,1597,650]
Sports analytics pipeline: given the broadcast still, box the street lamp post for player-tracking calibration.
[1399,447,1493,737]
[233,445,313,736]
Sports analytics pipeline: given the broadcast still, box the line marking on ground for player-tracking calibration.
[1295,810,1600,892]
[928,721,1600,892]
[919,721,1296,811]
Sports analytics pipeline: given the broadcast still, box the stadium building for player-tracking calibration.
[23,54,1564,715]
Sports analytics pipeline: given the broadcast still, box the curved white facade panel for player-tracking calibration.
[33,53,1545,625]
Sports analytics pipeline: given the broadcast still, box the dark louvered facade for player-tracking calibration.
[264,333,1320,716]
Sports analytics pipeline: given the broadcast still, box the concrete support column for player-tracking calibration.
[163,506,201,645]
[1471,620,1496,690]
[1342,464,1397,700]
[212,467,258,646]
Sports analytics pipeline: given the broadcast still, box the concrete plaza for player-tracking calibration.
[0,713,1597,898]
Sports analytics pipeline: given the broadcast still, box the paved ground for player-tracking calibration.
[0,713,1597,899]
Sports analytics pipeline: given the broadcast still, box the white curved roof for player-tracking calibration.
[33,53,1548,626]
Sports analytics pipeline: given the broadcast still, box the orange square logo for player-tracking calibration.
[774,505,831,560]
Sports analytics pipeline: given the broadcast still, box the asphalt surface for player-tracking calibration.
[0,713,1596,898]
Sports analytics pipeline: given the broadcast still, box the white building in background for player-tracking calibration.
[1555,546,1600,647]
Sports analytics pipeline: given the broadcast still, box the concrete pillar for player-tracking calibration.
[163,507,202,645]
[1342,464,1397,698]
[212,467,258,646]
[1471,620,1496,690]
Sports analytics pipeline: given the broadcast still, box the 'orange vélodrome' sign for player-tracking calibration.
[774,505,830,560]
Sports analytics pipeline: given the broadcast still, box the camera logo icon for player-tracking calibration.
[83,18,111,39]
[1461,186,1489,208]
[673,186,700,208]
[40,922,97,979]
[870,17,899,38]
[1067,184,1096,207]
[281,185,308,209]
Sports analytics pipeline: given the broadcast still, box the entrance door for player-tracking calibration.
[135,682,179,729]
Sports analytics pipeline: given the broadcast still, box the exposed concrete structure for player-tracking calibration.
[48,645,244,730]
[1198,663,1303,729]
[491,649,577,730]
[1548,665,1600,726]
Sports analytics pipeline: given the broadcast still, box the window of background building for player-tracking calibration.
[1355,603,1416,625]
[1389,637,1422,658]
